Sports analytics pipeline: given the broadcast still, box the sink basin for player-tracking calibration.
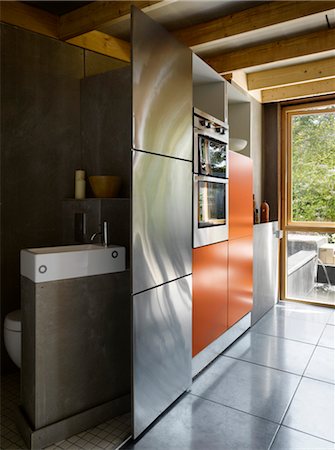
[21,244,126,283]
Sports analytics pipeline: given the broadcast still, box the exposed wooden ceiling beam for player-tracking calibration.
[67,31,131,62]
[0,0,59,38]
[205,28,335,74]
[173,1,335,48]
[261,78,335,103]
[59,1,162,40]
[0,1,131,62]
[247,57,335,90]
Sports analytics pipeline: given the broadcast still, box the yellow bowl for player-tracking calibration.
[88,176,121,198]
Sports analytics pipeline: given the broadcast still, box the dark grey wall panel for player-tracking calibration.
[0,24,83,372]
[132,7,192,161]
[263,103,280,221]
[21,272,130,429]
[81,66,132,198]
[132,151,192,294]
[133,275,192,438]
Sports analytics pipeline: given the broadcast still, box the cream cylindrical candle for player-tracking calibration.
[75,179,86,199]
[75,170,85,181]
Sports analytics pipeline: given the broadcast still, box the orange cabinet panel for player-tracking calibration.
[192,242,228,356]
[229,150,253,240]
[228,236,253,328]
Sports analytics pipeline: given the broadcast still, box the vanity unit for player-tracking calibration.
[18,245,130,449]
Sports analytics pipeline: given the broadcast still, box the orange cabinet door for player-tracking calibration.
[229,150,253,240]
[192,242,228,356]
[228,236,253,328]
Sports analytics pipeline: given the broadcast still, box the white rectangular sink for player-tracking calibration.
[21,244,126,283]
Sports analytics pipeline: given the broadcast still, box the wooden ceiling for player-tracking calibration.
[1,0,335,103]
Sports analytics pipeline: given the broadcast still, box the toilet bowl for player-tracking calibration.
[4,309,21,368]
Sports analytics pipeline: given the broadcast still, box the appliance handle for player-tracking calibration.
[194,129,228,144]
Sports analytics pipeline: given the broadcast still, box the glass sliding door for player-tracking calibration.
[281,100,335,306]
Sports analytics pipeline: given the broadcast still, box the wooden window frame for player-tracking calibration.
[280,98,335,303]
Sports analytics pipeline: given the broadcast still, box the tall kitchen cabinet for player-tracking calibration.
[228,150,253,327]
[131,8,193,438]
[192,242,228,356]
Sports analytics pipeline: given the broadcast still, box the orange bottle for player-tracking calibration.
[261,200,270,222]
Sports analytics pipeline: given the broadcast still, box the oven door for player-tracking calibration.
[193,175,229,248]
[194,129,228,178]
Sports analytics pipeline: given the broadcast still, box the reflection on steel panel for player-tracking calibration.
[132,7,192,161]
[132,150,192,294]
[252,221,279,325]
[132,275,192,438]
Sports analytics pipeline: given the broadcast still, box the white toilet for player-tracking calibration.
[4,309,22,368]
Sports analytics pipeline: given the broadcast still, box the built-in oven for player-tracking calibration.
[193,108,229,248]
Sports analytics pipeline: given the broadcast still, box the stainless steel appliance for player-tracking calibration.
[193,109,229,248]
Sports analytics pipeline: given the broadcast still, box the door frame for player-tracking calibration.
[279,97,335,305]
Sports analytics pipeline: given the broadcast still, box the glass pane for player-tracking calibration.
[199,135,227,177]
[291,111,335,223]
[198,181,226,228]
[286,231,335,305]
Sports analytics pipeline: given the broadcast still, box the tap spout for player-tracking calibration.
[90,221,109,247]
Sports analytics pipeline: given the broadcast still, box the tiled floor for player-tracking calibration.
[125,301,335,450]
[0,371,131,450]
[2,301,334,450]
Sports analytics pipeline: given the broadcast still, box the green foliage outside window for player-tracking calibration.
[291,112,335,223]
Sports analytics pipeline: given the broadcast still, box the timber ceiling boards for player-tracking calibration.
[2,0,335,102]
[23,2,93,16]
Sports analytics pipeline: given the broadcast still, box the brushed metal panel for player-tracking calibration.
[132,151,192,294]
[132,8,192,161]
[132,275,192,438]
[251,221,279,325]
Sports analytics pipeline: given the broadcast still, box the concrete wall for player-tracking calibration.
[0,24,130,373]
[1,24,83,372]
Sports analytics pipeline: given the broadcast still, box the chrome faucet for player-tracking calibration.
[90,221,109,247]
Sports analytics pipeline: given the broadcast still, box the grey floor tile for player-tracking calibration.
[273,302,333,324]
[319,324,335,349]
[271,426,335,449]
[191,356,300,423]
[224,331,315,375]
[124,394,278,450]
[328,312,335,326]
[283,377,335,442]
[252,313,325,344]
[304,346,335,384]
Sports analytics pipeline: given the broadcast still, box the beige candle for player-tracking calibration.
[75,170,85,181]
[75,179,85,199]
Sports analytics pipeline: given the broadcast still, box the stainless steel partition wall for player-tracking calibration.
[132,8,192,161]
[131,8,193,438]
[251,221,280,325]
[132,276,192,438]
[132,151,192,293]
